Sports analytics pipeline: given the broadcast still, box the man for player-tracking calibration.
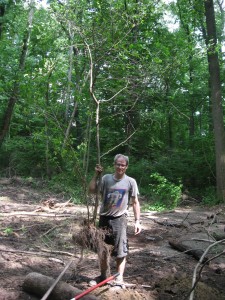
[89,154,142,285]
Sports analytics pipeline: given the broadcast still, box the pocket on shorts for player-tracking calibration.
[123,239,128,254]
[120,214,128,227]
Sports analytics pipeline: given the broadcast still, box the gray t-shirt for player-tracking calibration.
[99,174,139,217]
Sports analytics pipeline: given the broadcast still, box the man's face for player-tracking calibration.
[114,157,128,177]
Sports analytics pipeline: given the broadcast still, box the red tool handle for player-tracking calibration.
[71,272,120,300]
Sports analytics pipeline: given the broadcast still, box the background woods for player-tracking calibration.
[0,0,225,206]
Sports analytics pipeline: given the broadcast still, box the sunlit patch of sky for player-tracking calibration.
[36,0,49,9]
[162,0,179,32]
[162,0,225,52]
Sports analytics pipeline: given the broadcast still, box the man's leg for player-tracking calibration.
[111,215,128,283]
[116,256,126,282]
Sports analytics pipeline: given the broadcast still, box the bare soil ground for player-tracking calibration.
[1,178,225,300]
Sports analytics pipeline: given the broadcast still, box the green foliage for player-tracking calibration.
[151,141,215,190]
[0,137,45,177]
[3,227,13,236]
[142,202,169,212]
[201,186,221,206]
[126,158,151,192]
[0,0,223,204]
[48,172,86,204]
[145,172,182,210]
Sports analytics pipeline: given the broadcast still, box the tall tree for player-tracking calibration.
[204,0,225,200]
[0,1,35,146]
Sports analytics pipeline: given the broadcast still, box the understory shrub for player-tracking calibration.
[201,186,221,206]
[146,172,182,210]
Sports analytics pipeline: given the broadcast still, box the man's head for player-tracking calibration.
[113,154,129,179]
[114,154,129,166]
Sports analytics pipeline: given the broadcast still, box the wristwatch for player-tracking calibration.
[135,219,141,224]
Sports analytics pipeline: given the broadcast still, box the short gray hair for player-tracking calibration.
[114,154,129,166]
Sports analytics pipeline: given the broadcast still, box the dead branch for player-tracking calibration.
[100,130,137,159]
[0,212,76,218]
[48,258,64,264]
[191,238,216,243]
[0,247,78,258]
[54,199,72,208]
[0,223,37,232]
[187,251,225,300]
[0,248,53,257]
[35,246,78,257]
[203,224,219,241]
[189,239,225,300]
[40,199,72,209]
[180,212,190,225]
[100,83,129,102]
[41,224,65,237]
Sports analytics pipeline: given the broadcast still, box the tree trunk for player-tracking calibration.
[204,0,225,200]
[0,2,5,39]
[165,81,173,149]
[45,72,52,180]
[0,2,34,147]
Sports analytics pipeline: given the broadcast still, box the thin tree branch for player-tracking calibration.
[100,83,129,102]
[168,101,190,120]
[185,250,225,300]
[101,130,137,158]
[188,239,225,300]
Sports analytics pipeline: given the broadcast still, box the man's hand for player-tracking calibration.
[89,164,103,194]
[132,197,141,235]
[95,164,103,176]
[134,220,142,235]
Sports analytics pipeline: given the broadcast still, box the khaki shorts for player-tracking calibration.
[99,214,128,258]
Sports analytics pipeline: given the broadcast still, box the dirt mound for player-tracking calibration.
[156,276,225,300]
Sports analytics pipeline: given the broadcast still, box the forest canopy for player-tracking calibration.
[0,0,224,207]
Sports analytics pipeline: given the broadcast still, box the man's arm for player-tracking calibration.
[132,196,142,235]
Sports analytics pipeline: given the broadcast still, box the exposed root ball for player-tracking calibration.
[72,225,105,251]
[72,224,112,277]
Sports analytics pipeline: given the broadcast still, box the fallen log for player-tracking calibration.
[23,272,98,300]
[154,219,188,228]
[41,260,73,300]
[208,224,225,240]
[168,239,208,263]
